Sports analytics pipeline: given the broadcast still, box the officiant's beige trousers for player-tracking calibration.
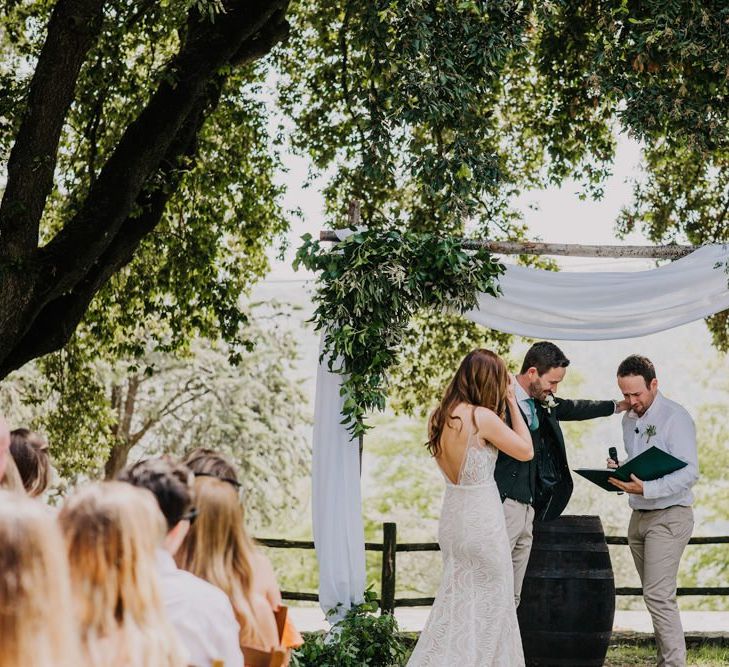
[503,498,535,608]
[628,505,694,667]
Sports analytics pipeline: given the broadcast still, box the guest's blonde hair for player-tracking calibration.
[0,491,82,667]
[59,482,185,667]
[176,476,261,646]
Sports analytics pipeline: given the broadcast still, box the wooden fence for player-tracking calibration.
[257,522,729,614]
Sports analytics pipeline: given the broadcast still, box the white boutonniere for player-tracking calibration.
[645,424,657,444]
[541,395,558,413]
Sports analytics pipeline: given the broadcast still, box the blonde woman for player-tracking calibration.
[176,476,280,651]
[0,491,82,667]
[59,482,186,667]
[183,449,287,609]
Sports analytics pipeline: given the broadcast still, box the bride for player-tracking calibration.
[407,349,533,666]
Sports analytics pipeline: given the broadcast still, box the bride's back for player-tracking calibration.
[435,403,488,485]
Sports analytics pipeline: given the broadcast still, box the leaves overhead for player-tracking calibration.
[1,1,728,461]
[281,1,728,416]
[279,2,726,233]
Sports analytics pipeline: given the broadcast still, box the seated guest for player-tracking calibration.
[183,448,288,614]
[176,476,280,652]
[0,454,26,494]
[10,428,51,497]
[0,416,9,482]
[0,491,82,667]
[119,457,244,667]
[59,482,186,667]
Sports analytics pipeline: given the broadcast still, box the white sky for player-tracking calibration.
[266,134,657,282]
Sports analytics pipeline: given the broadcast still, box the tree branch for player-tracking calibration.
[231,7,290,66]
[39,0,289,295]
[0,0,105,257]
[119,375,140,440]
[0,78,221,377]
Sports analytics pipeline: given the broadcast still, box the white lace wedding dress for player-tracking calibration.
[407,421,525,666]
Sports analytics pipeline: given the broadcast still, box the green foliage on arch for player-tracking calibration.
[295,229,504,434]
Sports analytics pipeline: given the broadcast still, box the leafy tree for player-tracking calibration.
[0,307,311,525]
[0,1,293,477]
[279,1,727,231]
[1,1,727,443]
[0,0,290,378]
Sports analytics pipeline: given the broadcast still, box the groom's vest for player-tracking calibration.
[495,398,615,521]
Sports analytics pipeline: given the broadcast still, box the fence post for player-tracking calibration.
[381,522,397,614]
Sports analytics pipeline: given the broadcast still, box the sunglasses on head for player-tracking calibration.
[193,471,241,489]
[181,507,198,524]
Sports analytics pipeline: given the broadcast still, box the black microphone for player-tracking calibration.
[608,447,624,495]
[634,427,639,433]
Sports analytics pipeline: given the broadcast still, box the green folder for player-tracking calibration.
[574,446,688,492]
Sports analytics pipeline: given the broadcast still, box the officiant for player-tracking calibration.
[608,355,699,667]
[496,341,628,607]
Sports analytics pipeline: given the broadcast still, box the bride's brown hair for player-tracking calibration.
[426,349,508,457]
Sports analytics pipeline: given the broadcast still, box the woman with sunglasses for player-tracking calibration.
[176,474,282,654]
[182,450,284,608]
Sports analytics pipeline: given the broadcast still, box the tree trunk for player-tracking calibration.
[0,0,291,379]
[104,376,140,479]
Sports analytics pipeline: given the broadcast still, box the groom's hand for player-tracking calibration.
[608,473,644,495]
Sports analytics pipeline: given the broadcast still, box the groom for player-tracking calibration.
[496,341,627,606]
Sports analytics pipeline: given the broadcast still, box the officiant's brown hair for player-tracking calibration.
[617,354,656,386]
[427,349,508,457]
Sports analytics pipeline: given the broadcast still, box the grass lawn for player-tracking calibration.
[397,642,729,666]
[605,643,729,666]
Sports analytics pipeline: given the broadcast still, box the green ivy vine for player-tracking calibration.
[294,229,504,436]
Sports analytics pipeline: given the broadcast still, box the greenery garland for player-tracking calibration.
[294,229,504,436]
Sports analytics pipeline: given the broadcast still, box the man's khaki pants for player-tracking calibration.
[628,505,694,667]
[503,497,535,608]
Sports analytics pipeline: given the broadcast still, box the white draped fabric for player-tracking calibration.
[312,242,729,618]
[312,341,366,622]
[470,244,729,339]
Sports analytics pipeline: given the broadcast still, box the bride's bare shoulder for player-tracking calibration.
[473,406,503,434]
[473,405,498,422]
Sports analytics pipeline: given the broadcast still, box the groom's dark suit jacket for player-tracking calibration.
[496,398,615,521]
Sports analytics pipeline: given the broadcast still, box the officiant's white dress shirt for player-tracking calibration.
[620,391,699,511]
[156,550,243,667]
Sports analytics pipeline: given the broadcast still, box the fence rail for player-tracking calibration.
[258,523,729,613]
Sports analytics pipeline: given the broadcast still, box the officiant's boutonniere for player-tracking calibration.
[645,424,657,444]
[541,395,558,413]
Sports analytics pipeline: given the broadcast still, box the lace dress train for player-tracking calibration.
[407,428,524,666]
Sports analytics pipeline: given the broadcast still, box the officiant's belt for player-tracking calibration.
[633,504,691,513]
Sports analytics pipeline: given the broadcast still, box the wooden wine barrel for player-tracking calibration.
[517,515,615,666]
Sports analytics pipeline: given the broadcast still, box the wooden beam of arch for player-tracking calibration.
[318,230,696,260]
